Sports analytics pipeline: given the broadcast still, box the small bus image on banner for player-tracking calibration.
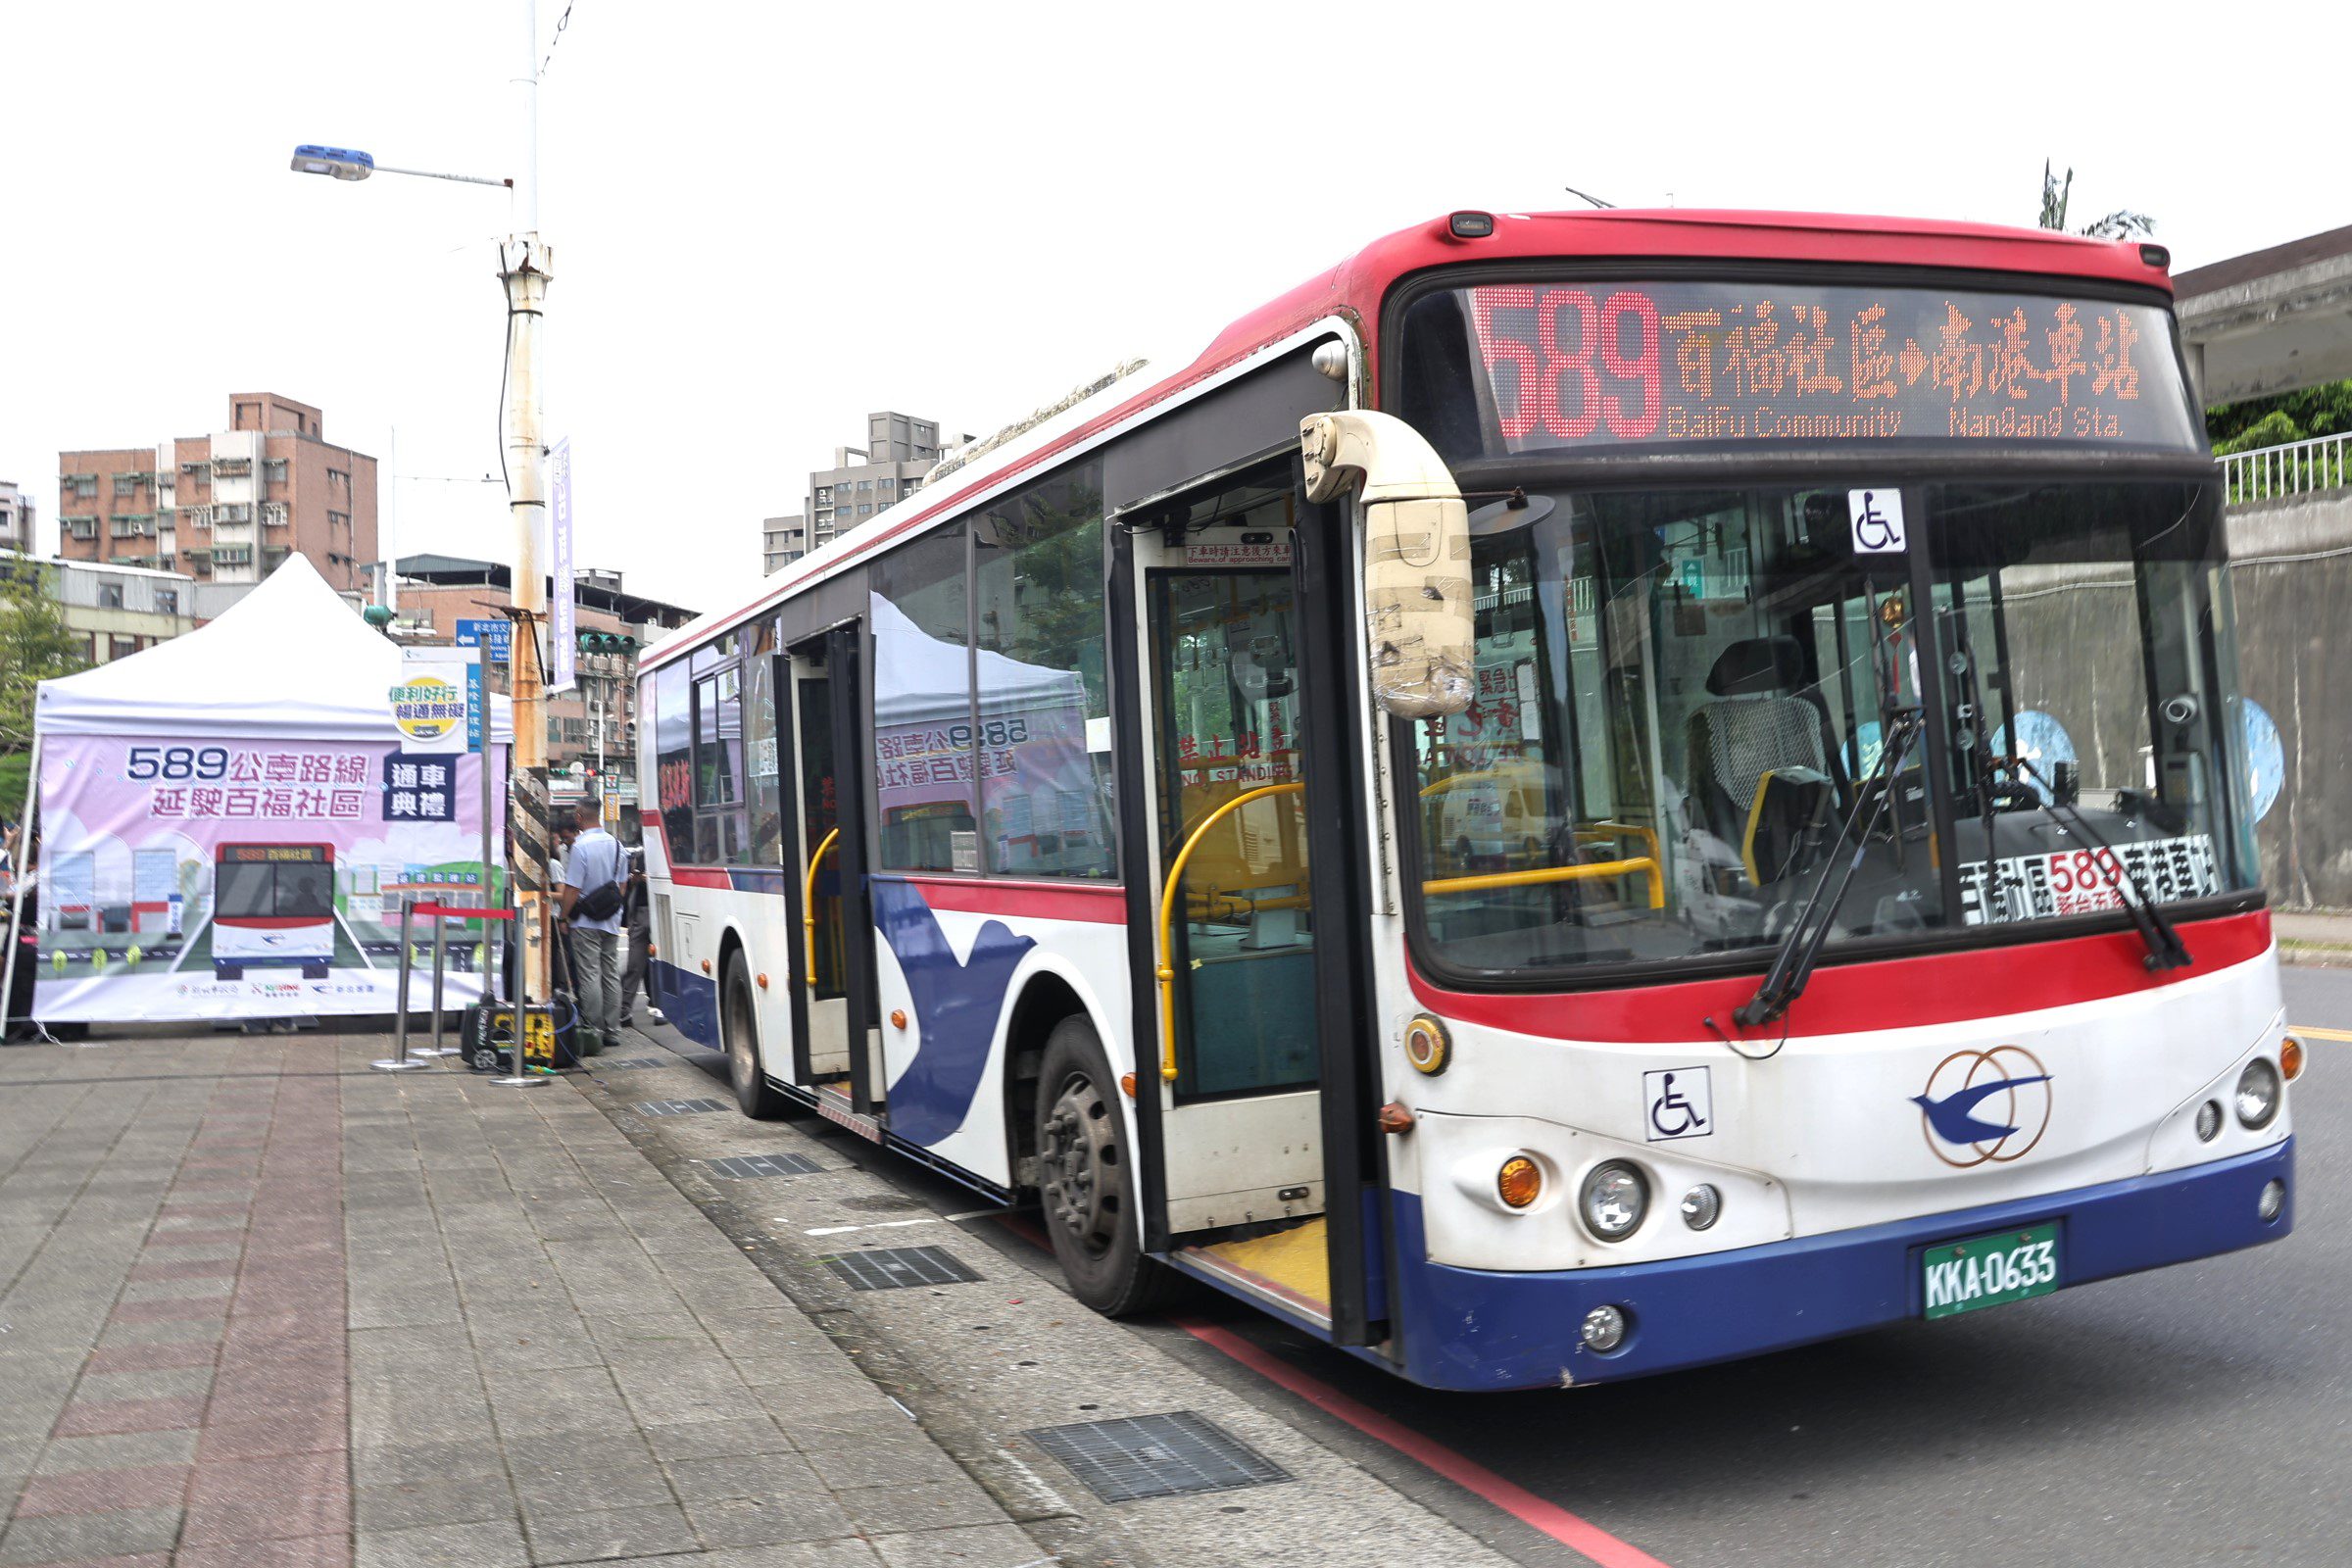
[211,843,337,980]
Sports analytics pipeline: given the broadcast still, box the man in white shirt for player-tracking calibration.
[559,804,626,1056]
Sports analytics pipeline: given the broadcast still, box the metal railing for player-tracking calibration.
[2220,430,2352,506]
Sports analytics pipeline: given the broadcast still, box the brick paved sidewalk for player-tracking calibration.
[0,1031,1045,1568]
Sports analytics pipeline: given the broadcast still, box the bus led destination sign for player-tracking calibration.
[1456,281,2198,454]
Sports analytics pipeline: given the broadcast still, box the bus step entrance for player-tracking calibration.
[811,1082,884,1144]
[1176,1217,1331,1331]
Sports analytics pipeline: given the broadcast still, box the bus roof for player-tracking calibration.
[645,208,2169,671]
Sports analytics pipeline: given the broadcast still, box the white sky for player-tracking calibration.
[3,1,2343,614]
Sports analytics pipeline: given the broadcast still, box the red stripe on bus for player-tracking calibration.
[895,876,1125,924]
[1408,908,2271,1045]
[1173,1318,1675,1568]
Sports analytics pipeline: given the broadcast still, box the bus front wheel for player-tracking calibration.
[1035,1015,1171,1315]
[721,956,787,1120]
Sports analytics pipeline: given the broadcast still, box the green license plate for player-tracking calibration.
[1921,1223,2059,1320]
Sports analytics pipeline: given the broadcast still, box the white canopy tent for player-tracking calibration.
[34,555,514,743]
[7,555,514,1026]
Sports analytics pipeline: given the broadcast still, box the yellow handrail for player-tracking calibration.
[1156,781,1306,1083]
[1589,819,1661,864]
[802,827,840,989]
[1423,856,1665,909]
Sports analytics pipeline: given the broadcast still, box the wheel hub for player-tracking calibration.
[1040,1073,1117,1255]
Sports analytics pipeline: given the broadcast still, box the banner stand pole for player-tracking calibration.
[373,895,427,1072]
[1,730,42,1043]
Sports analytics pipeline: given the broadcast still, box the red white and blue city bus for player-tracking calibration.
[213,842,337,980]
[639,209,2298,1390]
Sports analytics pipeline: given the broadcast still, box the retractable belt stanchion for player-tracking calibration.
[415,907,458,1058]
[491,888,542,1087]
[371,896,428,1072]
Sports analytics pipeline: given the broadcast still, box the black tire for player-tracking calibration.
[721,956,788,1119]
[1035,1014,1173,1315]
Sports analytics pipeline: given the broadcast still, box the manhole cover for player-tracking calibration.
[707,1153,821,1179]
[823,1246,980,1291]
[635,1099,729,1116]
[1027,1411,1290,1502]
[839,1193,929,1212]
[603,1058,666,1070]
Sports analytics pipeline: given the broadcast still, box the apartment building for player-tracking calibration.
[57,393,378,593]
[761,410,970,573]
[0,552,199,665]
[0,481,33,553]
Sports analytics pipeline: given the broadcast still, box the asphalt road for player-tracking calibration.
[648,966,2347,1568]
[1184,964,2351,1568]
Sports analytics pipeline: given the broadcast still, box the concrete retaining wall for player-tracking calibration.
[2229,490,2352,908]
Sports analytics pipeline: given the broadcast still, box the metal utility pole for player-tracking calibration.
[501,0,558,1008]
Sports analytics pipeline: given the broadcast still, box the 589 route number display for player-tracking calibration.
[1442,280,2200,457]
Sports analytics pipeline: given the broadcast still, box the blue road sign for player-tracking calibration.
[456,617,512,662]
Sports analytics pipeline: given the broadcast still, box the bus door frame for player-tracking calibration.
[776,631,817,1088]
[1107,464,1390,1350]
[830,616,884,1116]
[1287,462,1391,1349]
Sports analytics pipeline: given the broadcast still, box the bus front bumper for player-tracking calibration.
[1388,1138,2294,1392]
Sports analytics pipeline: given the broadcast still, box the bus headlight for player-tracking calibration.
[1679,1183,1722,1230]
[1579,1161,1648,1243]
[2235,1058,2281,1130]
[2194,1101,2223,1143]
[1581,1304,1628,1352]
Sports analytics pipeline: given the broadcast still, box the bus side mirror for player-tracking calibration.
[1298,411,1474,719]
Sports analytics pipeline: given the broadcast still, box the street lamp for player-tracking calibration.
[289,144,511,189]
[289,1,559,1045]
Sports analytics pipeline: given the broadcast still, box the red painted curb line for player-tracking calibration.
[1172,1316,1675,1568]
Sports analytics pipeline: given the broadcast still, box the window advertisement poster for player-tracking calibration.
[30,737,507,1022]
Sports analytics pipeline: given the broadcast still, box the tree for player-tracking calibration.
[0,559,88,801]
[2205,378,2352,450]
[2038,161,2155,241]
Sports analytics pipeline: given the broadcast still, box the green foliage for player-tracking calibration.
[2038,161,2155,240]
[0,749,30,817]
[0,562,88,760]
[2205,378,2352,452]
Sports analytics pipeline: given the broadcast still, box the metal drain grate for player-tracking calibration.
[823,1246,980,1291]
[1027,1411,1290,1502]
[603,1057,666,1070]
[634,1099,729,1116]
[707,1152,821,1179]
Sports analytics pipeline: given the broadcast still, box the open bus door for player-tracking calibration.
[1111,453,1390,1349]
[783,619,885,1132]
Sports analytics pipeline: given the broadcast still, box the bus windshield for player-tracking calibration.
[1409,479,2260,980]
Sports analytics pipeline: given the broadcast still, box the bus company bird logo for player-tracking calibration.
[1913,1046,2053,1167]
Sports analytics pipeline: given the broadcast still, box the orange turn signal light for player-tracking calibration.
[700,958,711,974]
[1497,1155,1543,1209]
[1119,1072,1137,1099]
[647,944,659,957]
[2281,1037,2305,1082]
[889,1008,907,1030]
[756,973,769,990]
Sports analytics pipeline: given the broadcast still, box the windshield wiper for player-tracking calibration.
[2002,754,2192,972]
[1734,706,1925,1029]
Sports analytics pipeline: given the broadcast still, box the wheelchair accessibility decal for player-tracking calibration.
[1643,1066,1713,1143]
[1848,488,1906,554]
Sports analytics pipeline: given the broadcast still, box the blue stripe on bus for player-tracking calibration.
[1382,1138,2294,1392]
[651,958,719,1048]
[868,878,1035,1147]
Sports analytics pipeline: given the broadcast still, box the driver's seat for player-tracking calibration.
[1686,637,1834,885]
